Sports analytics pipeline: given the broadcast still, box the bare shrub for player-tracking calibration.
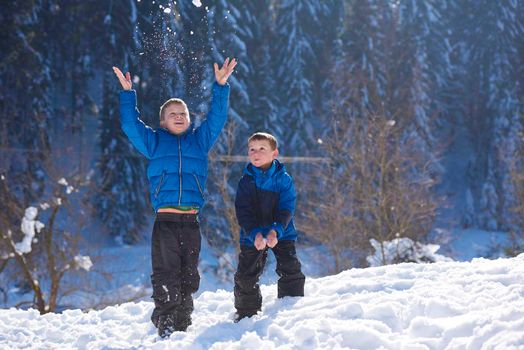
[302,114,440,271]
[0,171,94,314]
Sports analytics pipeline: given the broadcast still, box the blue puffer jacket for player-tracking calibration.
[235,159,297,246]
[119,82,230,212]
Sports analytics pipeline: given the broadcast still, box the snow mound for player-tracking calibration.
[1,254,524,349]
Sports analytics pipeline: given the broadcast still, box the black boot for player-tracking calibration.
[156,314,176,338]
[173,309,192,331]
[233,309,258,323]
[172,291,193,331]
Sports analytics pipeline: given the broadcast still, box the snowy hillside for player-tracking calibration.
[1,255,523,349]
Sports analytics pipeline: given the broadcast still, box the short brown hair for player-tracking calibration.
[248,132,278,150]
[159,98,188,122]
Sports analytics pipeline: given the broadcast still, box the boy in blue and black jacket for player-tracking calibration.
[234,132,305,322]
[112,58,237,338]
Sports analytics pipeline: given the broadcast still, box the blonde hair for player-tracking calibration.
[248,132,278,150]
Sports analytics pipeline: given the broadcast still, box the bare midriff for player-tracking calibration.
[157,207,199,214]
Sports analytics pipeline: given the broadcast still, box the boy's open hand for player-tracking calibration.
[214,57,237,85]
[112,66,132,91]
[254,233,266,251]
[266,230,278,248]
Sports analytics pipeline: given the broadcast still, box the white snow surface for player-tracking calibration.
[1,254,524,349]
[367,237,452,267]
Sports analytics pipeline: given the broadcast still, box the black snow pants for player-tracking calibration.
[234,240,305,316]
[150,213,201,328]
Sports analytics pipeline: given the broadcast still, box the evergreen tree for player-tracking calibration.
[395,0,450,134]
[273,0,334,154]
[93,0,148,244]
[0,0,51,206]
[392,0,450,178]
[208,0,250,143]
[331,0,391,120]
[236,0,278,138]
[450,0,523,230]
[41,0,99,140]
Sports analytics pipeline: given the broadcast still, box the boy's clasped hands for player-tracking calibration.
[254,230,278,250]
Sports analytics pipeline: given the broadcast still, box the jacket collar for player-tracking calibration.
[245,159,283,177]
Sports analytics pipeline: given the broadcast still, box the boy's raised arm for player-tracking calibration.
[196,58,237,152]
[112,66,157,158]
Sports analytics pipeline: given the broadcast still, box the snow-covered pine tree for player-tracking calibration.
[207,0,250,140]
[93,0,148,244]
[323,0,392,165]
[0,0,51,206]
[394,0,450,152]
[518,0,524,100]
[273,0,334,154]
[450,0,523,230]
[315,0,344,142]
[43,0,102,143]
[234,0,278,139]
[331,0,391,120]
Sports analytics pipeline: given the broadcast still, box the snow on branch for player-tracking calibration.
[57,178,74,194]
[14,207,45,254]
[74,255,93,271]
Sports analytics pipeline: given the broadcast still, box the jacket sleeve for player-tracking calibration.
[235,176,262,242]
[119,90,157,159]
[195,82,230,152]
[270,174,296,239]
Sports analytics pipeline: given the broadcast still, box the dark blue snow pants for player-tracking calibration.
[234,240,305,316]
[150,213,201,328]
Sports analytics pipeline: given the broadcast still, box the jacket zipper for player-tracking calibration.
[193,173,205,199]
[178,136,182,205]
[155,171,166,199]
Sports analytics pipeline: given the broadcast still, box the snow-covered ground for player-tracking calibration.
[1,254,523,349]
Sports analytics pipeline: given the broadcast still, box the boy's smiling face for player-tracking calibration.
[248,139,278,170]
[162,103,190,135]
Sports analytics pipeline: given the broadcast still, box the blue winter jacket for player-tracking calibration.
[119,82,230,212]
[235,159,297,246]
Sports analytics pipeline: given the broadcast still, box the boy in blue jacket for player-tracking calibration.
[234,132,305,322]
[112,58,236,337]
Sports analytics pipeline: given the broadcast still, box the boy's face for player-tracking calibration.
[248,139,278,169]
[162,103,190,135]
